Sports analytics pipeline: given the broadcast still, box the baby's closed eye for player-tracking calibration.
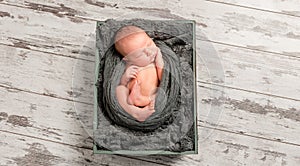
[144,48,155,57]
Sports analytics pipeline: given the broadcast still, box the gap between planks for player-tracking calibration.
[0,43,94,63]
[3,0,300,19]
[198,124,300,148]
[205,0,300,19]
[0,84,93,105]
[199,39,300,60]
[1,1,300,61]
[198,81,300,102]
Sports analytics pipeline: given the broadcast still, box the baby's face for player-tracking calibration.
[125,43,158,67]
[118,33,158,67]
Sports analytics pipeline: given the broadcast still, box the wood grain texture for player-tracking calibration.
[211,0,300,17]
[0,0,300,165]
[0,44,93,104]
[198,40,300,101]
[0,86,93,146]
[1,0,300,58]
[0,132,164,166]
[2,32,300,108]
[2,128,299,166]
[1,88,300,165]
[1,43,300,164]
[198,82,300,146]
[176,0,300,58]
[1,31,300,145]
[0,3,95,61]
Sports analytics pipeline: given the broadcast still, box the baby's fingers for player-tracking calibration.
[131,70,138,77]
[129,73,137,79]
[130,65,139,70]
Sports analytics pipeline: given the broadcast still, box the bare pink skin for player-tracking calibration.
[115,26,164,122]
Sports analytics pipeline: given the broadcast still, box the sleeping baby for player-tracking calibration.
[115,25,164,122]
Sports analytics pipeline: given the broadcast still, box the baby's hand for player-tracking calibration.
[145,46,159,63]
[125,65,139,79]
[155,47,164,68]
[120,65,139,85]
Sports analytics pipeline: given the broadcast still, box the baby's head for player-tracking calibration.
[114,25,158,67]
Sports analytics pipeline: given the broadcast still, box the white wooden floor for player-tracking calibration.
[1,0,300,165]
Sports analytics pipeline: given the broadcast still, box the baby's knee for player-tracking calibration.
[116,85,129,98]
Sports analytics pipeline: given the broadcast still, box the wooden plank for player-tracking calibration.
[0,3,95,61]
[176,0,300,58]
[0,131,164,166]
[0,44,93,104]
[211,0,300,17]
[2,0,300,58]
[198,82,300,146]
[0,85,93,146]
[198,40,300,101]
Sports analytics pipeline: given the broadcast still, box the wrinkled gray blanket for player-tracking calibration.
[95,19,195,152]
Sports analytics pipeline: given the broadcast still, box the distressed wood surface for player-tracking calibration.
[1,43,300,164]
[2,126,300,166]
[0,132,165,166]
[1,40,300,145]
[212,0,300,17]
[1,0,300,58]
[1,86,300,165]
[198,40,300,101]
[0,0,300,165]
[0,44,93,104]
[0,3,95,61]
[198,83,300,146]
[1,35,300,111]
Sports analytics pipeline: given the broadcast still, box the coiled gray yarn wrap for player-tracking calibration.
[101,41,181,131]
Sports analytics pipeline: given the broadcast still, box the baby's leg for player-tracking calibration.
[116,85,155,122]
[116,85,131,109]
[128,81,156,107]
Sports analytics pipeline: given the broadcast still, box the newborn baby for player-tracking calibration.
[115,25,164,122]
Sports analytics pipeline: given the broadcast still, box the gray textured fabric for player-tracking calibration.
[101,41,181,131]
[95,19,195,152]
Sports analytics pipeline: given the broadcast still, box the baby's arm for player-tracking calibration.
[120,65,139,85]
[155,48,164,81]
